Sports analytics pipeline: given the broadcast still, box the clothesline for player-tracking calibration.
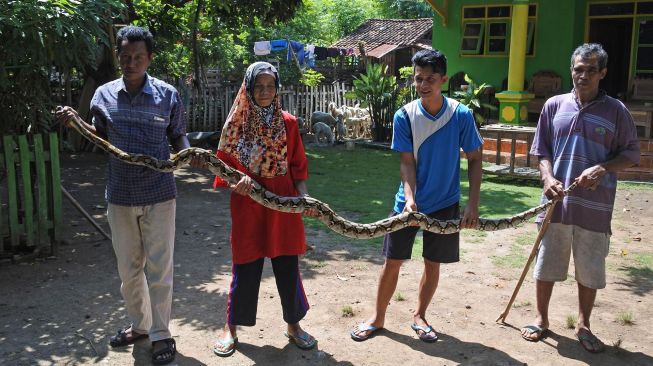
[253,39,356,68]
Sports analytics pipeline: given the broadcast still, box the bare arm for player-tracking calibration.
[399,152,417,212]
[295,180,309,196]
[170,135,190,152]
[461,147,482,228]
[538,157,565,200]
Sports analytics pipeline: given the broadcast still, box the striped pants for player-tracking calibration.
[226,255,309,326]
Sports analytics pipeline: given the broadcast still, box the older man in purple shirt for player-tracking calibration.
[522,43,640,353]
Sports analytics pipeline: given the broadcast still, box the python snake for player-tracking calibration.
[60,108,575,239]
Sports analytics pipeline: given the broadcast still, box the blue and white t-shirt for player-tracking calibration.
[391,97,483,214]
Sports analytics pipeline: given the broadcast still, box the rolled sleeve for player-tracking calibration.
[167,90,187,139]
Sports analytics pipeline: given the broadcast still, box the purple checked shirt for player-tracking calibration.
[90,74,187,206]
[530,91,640,233]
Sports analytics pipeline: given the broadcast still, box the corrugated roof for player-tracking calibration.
[331,18,433,57]
[366,44,399,58]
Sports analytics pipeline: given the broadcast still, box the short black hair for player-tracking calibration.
[411,49,447,76]
[571,43,608,70]
[116,26,154,55]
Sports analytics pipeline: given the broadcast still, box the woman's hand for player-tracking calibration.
[189,153,207,169]
[231,175,254,196]
[301,195,319,217]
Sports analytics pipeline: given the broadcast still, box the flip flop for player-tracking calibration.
[109,325,148,348]
[577,328,605,353]
[350,322,381,342]
[213,336,238,357]
[411,324,438,343]
[151,338,176,365]
[284,330,317,350]
[521,325,548,342]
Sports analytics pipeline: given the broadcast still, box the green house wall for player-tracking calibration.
[432,0,587,93]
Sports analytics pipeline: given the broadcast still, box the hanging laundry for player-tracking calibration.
[306,45,316,68]
[287,40,305,65]
[314,46,328,61]
[253,41,271,55]
[270,39,288,51]
[326,48,340,58]
[346,48,355,56]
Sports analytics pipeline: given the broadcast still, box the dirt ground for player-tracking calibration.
[1,151,652,366]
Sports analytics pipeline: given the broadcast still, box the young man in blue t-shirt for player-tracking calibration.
[351,49,483,343]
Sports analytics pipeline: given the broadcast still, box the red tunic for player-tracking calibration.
[214,112,308,264]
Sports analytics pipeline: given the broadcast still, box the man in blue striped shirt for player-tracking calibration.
[523,43,639,353]
[58,25,193,365]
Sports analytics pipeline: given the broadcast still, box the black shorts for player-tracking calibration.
[382,202,460,263]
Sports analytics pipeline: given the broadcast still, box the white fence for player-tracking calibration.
[180,82,358,132]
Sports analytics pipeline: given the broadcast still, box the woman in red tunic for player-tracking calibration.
[212,62,317,357]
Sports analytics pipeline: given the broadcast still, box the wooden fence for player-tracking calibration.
[0,133,62,257]
[180,82,360,132]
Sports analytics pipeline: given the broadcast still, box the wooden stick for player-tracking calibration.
[495,200,559,323]
[61,185,111,241]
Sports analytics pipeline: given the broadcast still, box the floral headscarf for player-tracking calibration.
[218,62,288,177]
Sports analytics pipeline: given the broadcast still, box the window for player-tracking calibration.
[636,19,653,75]
[488,6,511,18]
[487,22,508,53]
[463,7,485,19]
[460,4,537,56]
[526,20,536,55]
[461,22,485,54]
[589,3,634,16]
[638,2,653,14]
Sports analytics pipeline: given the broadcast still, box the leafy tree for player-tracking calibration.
[0,0,124,134]
[392,65,417,111]
[377,0,435,19]
[300,69,326,87]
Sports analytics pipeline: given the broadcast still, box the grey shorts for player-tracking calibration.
[534,223,610,289]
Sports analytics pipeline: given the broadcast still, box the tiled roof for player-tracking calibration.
[331,18,433,56]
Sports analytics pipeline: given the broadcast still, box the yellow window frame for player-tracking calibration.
[486,20,510,55]
[461,21,485,55]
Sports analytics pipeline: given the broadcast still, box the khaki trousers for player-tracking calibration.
[107,199,176,342]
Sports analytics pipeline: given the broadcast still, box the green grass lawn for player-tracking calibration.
[304,145,544,250]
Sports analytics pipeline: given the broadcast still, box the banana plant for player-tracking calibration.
[345,63,397,141]
[452,74,497,127]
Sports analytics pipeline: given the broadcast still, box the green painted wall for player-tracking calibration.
[432,0,587,92]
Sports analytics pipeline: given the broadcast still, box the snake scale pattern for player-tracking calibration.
[61,109,575,239]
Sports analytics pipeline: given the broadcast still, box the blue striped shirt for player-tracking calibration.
[530,92,640,233]
[90,74,187,206]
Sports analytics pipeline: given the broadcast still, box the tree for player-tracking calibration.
[377,0,434,19]
[0,0,123,134]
